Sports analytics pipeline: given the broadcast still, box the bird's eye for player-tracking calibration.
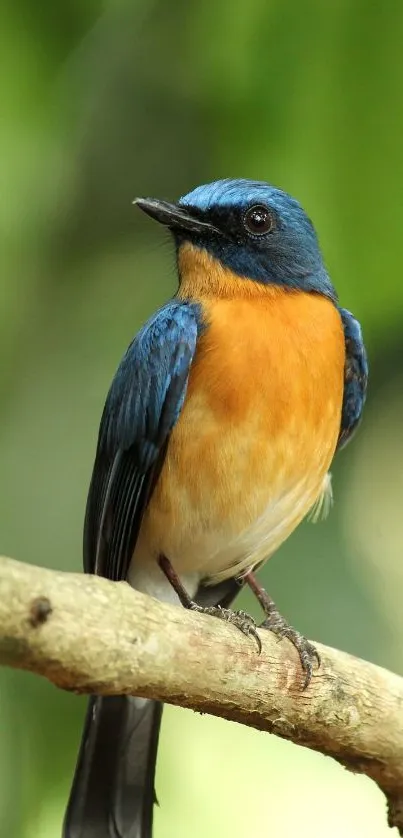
[243,204,274,236]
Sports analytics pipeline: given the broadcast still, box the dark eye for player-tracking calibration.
[243,204,274,236]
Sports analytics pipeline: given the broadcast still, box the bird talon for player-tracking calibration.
[260,614,320,689]
[250,627,262,654]
[189,603,260,651]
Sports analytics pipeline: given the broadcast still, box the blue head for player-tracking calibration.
[135,178,336,300]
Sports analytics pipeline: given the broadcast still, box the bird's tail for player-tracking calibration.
[63,695,163,838]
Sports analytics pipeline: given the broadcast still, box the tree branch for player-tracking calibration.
[1,554,402,833]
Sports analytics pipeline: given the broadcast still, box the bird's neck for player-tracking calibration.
[177,241,337,305]
[177,242,283,301]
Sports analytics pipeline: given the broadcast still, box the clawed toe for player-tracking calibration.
[190,603,262,653]
[261,616,320,688]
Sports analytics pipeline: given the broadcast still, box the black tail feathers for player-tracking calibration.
[63,696,163,838]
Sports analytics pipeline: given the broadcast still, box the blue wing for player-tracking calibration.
[84,299,200,580]
[337,307,368,451]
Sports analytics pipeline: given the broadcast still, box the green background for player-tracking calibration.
[1,1,402,836]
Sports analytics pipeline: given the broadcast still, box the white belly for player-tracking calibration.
[198,471,332,584]
[129,471,332,595]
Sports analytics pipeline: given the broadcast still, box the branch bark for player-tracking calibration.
[0,554,402,833]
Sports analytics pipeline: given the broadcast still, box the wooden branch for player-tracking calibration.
[1,555,402,833]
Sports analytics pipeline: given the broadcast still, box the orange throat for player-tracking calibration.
[177,241,288,300]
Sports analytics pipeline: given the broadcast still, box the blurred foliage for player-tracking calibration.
[0,0,402,836]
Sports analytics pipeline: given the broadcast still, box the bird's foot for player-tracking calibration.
[190,603,262,653]
[243,570,320,689]
[158,555,261,652]
[260,610,320,689]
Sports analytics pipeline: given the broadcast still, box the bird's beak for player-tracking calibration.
[134,197,220,236]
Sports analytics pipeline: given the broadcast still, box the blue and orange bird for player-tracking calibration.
[64,179,368,838]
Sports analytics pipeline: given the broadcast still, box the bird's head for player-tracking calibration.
[135,178,336,301]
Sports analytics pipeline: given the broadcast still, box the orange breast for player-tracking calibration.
[137,260,345,584]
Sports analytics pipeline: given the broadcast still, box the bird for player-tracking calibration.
[63,178,368,838]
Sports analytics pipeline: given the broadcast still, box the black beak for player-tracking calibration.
[134,197,220,236]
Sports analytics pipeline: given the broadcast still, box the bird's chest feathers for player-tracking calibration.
[147,282,345,581]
